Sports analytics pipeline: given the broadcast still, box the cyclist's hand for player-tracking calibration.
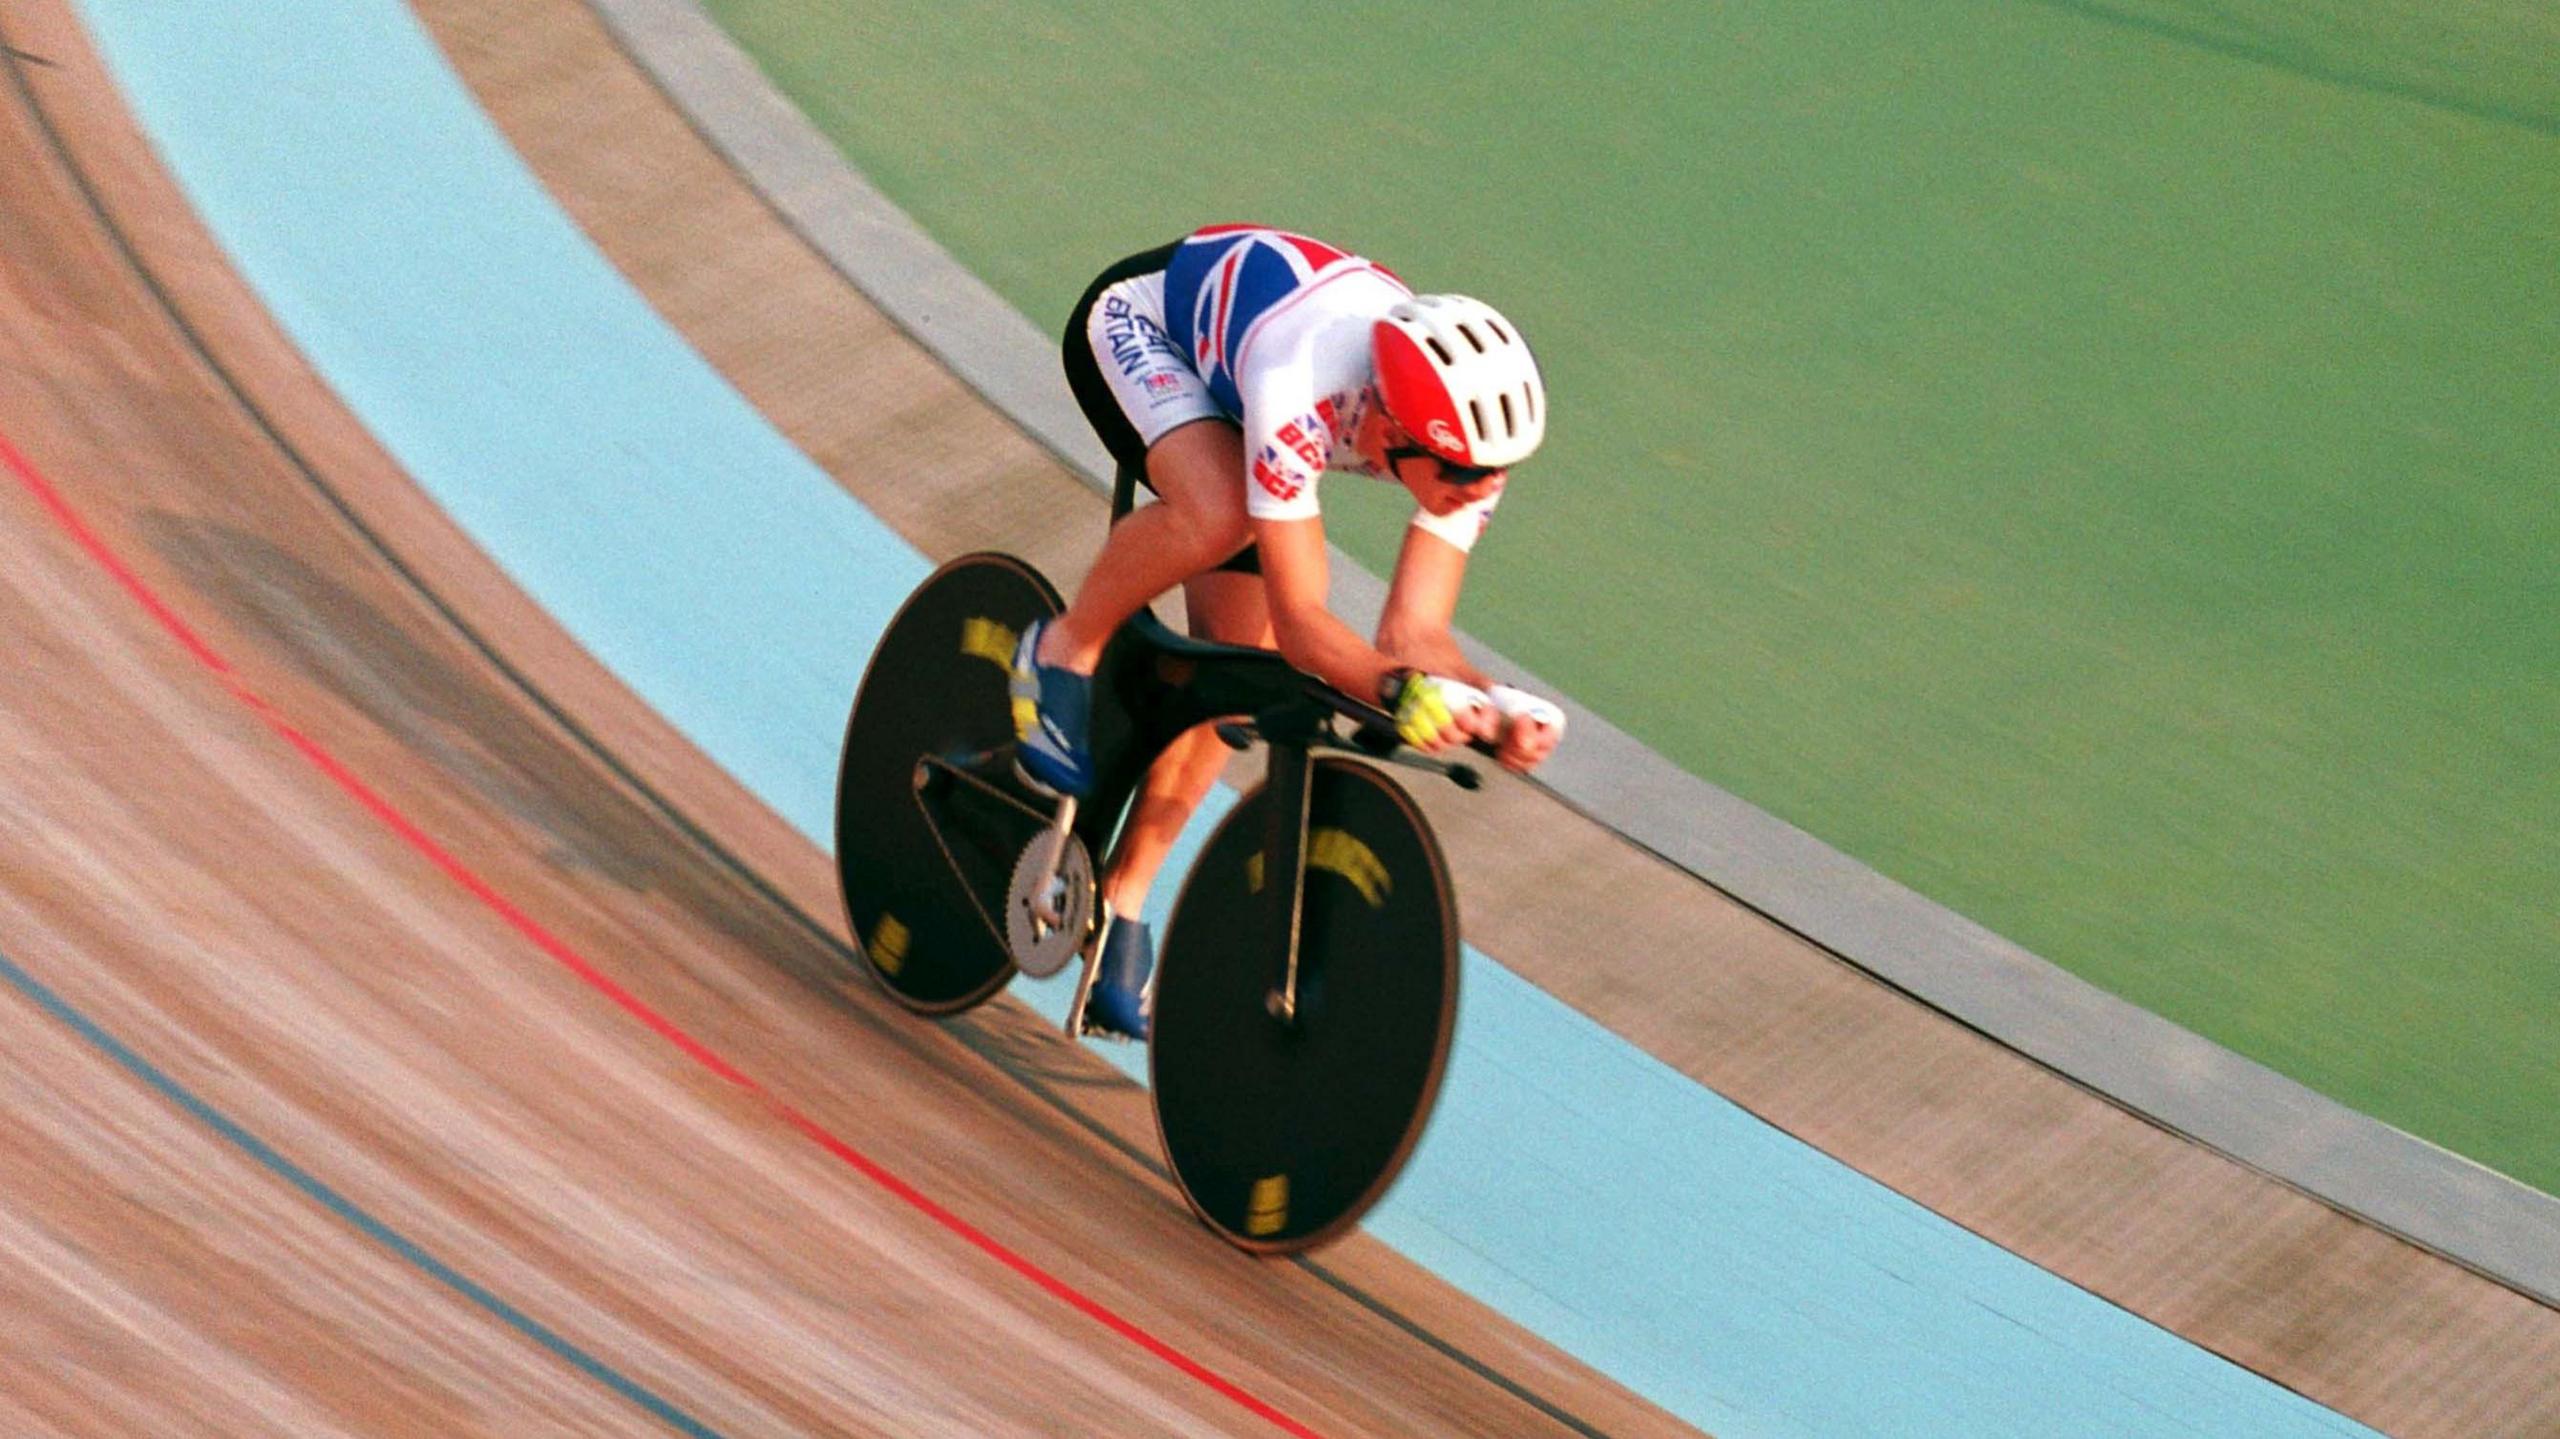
[1388,670,1495,752]
[1487,684,1566,773]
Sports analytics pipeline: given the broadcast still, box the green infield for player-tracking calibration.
[702,0,2559,1194]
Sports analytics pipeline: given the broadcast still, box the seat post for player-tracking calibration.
[1111,460,1142,524]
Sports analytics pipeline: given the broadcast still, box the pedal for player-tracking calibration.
[1064,905,1114,1038]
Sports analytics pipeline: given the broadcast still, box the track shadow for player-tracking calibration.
[139,510,1142,1101]
[139,510,855,985]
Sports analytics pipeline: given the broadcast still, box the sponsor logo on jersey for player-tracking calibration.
[1100,294,1178,380]
[1252,446,1303,502]
[1143,371,1183,395]
[1275,414,1327,469]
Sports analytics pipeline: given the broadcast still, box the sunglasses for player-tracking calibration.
[1384,442,1503,487]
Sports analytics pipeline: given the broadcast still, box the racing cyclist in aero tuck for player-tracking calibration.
[1015,223,1569,1040]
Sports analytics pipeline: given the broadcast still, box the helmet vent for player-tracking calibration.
[1376,294,1544,467]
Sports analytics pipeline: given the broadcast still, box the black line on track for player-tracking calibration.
[4,22,1634,1437]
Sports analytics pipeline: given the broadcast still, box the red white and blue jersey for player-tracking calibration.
[1091,225,1500,549]
[1164,225,1394,417]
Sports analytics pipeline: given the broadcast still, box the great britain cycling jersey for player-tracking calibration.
[1081,224,1500,553]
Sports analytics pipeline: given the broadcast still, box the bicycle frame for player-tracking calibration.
[1083,596,1473,1025]
[837,548,1471,1250]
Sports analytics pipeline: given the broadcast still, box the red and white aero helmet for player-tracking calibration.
[1371,294,1546,470]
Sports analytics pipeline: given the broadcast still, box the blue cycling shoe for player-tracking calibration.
[1009,619,1095,797]
[1083,917,1153,1041]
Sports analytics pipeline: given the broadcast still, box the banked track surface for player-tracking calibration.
[0,3,1680,1434]
[399,0,2557,1434]
[5,0,2555,1432]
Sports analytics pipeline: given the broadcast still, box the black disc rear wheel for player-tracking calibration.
[834,553,1061,1013]
[1150,757,1460,1252]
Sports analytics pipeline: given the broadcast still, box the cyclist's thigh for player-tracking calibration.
[1145,419,1252,541]
[1182,566,1274,648]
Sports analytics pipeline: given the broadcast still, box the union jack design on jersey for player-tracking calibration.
[1164,225,1381,417]
[1075,224,1501,551]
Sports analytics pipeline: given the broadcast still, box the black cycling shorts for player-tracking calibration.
[1060,239,1261,576]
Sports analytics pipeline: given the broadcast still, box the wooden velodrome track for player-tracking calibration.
[0,0,2552,1433]
[0,4,1682,1434]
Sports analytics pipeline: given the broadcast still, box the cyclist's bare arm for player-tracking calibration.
[1253,514,1403,701]
[1375,524,1490,688]
[1255,515,1503,750]
[1376,517,1566,774]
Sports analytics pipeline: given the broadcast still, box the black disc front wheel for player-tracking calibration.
[1150,756,1460,1252]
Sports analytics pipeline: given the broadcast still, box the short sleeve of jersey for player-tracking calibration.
[1216,247,1409,525]
[1410,491,1501,553]
[1239,348,1332,523]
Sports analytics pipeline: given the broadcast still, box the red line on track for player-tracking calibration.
[0,424,1324,1439]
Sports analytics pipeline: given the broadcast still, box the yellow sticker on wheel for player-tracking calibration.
[960,616,1019,671]
[1309,828,1390,907]
[1246,1174,1290,1237]
[872,913,911,975]
[1247,830,1389,907]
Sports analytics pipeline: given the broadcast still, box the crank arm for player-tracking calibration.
[914,749,1060,826]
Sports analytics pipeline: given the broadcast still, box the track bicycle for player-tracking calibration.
[834,549,1483,1251]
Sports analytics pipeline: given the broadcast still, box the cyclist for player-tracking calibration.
[1018,224,1566,1039]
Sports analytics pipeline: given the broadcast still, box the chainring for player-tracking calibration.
[1004,831,1094,979]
